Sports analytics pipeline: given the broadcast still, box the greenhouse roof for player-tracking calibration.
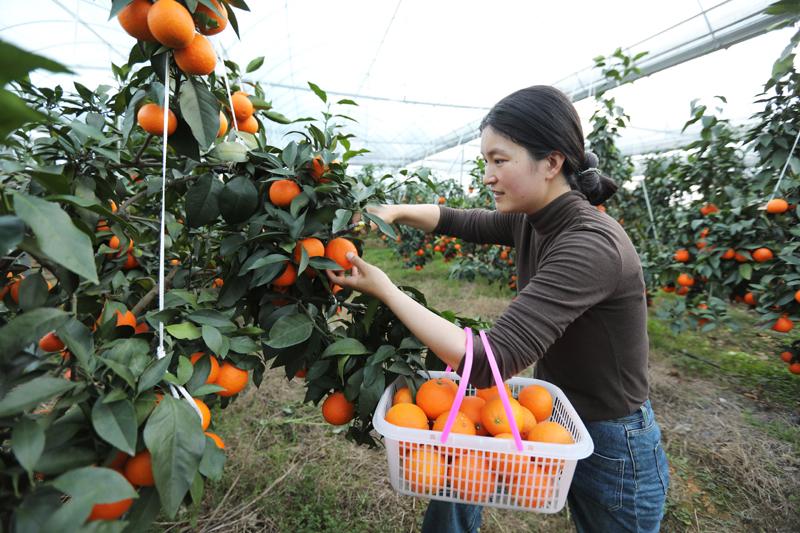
[4,0,797,178]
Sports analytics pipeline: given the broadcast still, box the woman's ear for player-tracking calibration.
[545,151,566,179]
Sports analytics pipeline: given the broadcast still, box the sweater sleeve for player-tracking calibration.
[457,228,622,387]
[434,206,517,246]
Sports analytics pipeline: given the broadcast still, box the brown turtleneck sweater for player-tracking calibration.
[435,190,649,422]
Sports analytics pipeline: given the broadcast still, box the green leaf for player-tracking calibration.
[167,322,202,340]
[198,437,226,480]
[211,141,249,162]
[0,307,70,362]
[176,356,194,385]
[92,398,137,455]
[0,89,48,139]
[739,263,752,280]
[138,354,172,393]
[178,76,220,150]
[52,466,138,504]
[308,257,342,271]
[308,81,327,103]
[266,313,313,348]
[56,318,96,372]
[121,487,160,533]
[321,338,370,358]
[12,192,98,283]
[229,336,259,354]
[202,324,228,357]
[219,176,258,224]
[264,110,291,124]
[282,141,298,167]
[246,56,265,73]
[143,396,206,518]
[185,174,223,227]
[332,209,351,233]
[0,39,71,85]
[187,309,237,331]
[12,417,46,474]
[218,273,250,307]
[18,272,49,311]
[0,215,25,255]
[363,212,397,240]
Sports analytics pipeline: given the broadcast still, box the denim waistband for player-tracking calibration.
[592,400,652,426]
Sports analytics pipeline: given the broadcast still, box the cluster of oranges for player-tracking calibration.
[188,351,249,396]
[87,403,226,521]
[779,342,800,375]
[122,1,255,138]
[383,378,574,505]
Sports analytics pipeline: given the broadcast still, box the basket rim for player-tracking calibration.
[372,371,594,459]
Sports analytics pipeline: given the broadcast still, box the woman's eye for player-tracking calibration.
[494,159,505,165]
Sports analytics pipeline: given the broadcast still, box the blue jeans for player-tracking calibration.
[421,400,669,533]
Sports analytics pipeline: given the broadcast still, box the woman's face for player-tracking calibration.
[480,126,567,214]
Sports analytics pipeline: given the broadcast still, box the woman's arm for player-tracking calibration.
[326,253,466,369]
[367,204,440,233]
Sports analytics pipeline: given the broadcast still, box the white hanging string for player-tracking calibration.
[639,176,660,242]
[212,40,240,136]
[157,58,203,421]
[769,127,800,201]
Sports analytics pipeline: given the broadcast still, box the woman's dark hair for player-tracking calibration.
[480,85,618,205]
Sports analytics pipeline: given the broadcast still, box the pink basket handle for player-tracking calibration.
[439,329,524,451]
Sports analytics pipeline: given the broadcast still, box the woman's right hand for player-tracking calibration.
[365,204,398,229]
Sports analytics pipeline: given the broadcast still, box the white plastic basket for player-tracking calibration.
[372,330,593,513]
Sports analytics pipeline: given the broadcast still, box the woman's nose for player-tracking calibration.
[483,173,496,186]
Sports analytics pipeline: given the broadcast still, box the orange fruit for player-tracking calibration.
[404,448,446,494]
[174,33,216,75]
[310,155,329,182]
[108,451,129,471]
[795,289,800,304]
[117,0,156,41]
[321,391,354,425]
[273,263,297,287]
[217,111,228,138]
[525,421,574,444]
[438,196,446,204]
[780,351,793,363]
[134,321,150,334]
[237,115,259,134]
[205,431,225,449]
[772,315,794,333]
[721,248,735,260]
[416,378,458,420]
[790,362,800,374]
[385,403,428,430]
[39,332,65,352]
[294,368,307,379]
[743,292,757,306]
[293,237,325,263]
[87,497,134,521]
[519,407,537,438]
[194,398,211,430]
[475,383,513,402]
[676,273,694,287]
[115,310,137,329]
[518,384,553,423]
[432,411,476,435]
[137,103,177,136]
[169,258,180,266]
[675,286,689,296]
[458,396,488,435]
[324,237,358,271]
[674,249,689,262]
[734,251,750,263]
[231,91,254,121]
[751,247,773,262]
[492,433,530,477]
[194,0,228,35]
[269,180,301,207]
[765,198,789,214]
[449,452,496,503]
[215,362,249,396]
[508,463,552,508]
[124,450,155,486]
[480,397,524,436]
[8,277,22,304]
[147,0,195,48]
[122,252,139,271]
[392,387,413,405]
[190,351,220,383]
[212,277,224,288]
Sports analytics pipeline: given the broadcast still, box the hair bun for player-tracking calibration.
[576,151,618,205]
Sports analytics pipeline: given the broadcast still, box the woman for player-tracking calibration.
[327,85,669,533]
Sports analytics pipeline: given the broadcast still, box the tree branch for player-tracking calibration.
[131,266,179,316]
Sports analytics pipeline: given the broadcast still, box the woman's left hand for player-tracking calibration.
[326,253,394,300]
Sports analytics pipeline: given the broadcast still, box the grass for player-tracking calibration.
[153,247,800,533]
